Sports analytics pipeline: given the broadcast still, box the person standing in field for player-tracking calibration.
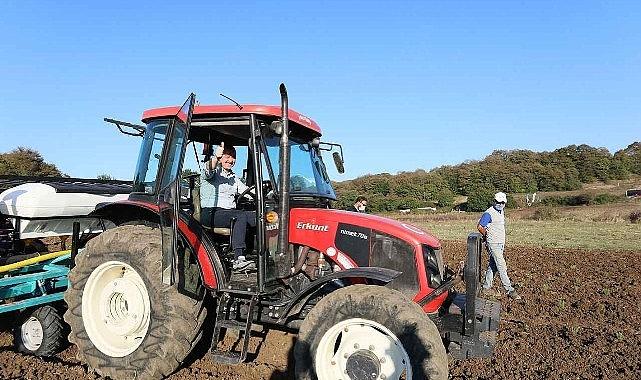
[477,192,522,300]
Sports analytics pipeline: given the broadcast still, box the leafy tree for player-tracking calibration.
[466,186,496,212]
[97,173,115,180]
[434,188,454,208]
[0,147,65,177]
[615,142,641,175]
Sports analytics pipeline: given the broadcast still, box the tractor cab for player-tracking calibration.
[132,92,345,292]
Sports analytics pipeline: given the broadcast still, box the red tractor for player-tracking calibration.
[63,85,499,380]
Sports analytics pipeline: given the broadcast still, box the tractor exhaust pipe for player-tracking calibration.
[276,83,292,278]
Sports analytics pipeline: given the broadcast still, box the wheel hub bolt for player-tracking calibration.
[344,353,349,358]
[380,375,387,379]
[369,345,375,351]
[331,360,336,365]
[354,343,359,349]
[380,357,386,363]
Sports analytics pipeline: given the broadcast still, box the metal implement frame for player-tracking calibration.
[0,211,84,315]
[0,252,70,314]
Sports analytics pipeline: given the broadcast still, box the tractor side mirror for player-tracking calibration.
[269,120,283,135]
[332,152,345,174]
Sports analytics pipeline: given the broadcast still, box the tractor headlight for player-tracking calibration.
[422,245,444,288]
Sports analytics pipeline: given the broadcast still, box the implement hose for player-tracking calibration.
[0,250,71,274]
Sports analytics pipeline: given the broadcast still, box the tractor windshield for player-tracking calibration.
[264,136,336,199]
[133,120,168,194]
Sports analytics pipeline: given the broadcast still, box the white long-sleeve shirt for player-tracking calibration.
[200,166,248,209]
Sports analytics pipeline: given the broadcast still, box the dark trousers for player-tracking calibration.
[202,207,256,259]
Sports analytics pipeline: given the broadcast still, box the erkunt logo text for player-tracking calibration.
[296,222,329,232]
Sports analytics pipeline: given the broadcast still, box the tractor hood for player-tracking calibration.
[289,208,441,249]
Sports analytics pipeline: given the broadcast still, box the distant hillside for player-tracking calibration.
[333,142,641,212]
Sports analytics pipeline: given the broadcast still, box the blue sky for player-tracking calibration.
[0,1,639,180]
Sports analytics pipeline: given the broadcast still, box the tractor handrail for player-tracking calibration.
[0,175,132,194]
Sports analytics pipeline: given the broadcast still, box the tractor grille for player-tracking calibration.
[369,231,419,296]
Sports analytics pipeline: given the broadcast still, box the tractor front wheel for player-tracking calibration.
[64,225,207,380]
[294,285,448,380]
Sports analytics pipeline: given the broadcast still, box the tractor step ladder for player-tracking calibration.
[211,291,259,365]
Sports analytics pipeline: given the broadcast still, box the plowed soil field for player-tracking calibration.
[1,241,640,379]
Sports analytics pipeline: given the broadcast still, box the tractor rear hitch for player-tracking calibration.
[439,233,501,359]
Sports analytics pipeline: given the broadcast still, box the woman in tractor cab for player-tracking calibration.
[200,142,256,271]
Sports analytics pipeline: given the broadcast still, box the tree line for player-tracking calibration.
[333,142,641,212]
[0,147,65,177]
[2,143,639,213]
[0,147,117,180]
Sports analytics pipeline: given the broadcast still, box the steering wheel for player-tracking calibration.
[237,184,256,201]
[235,184,257,210]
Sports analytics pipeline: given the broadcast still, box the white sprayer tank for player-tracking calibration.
[0,183,128,239]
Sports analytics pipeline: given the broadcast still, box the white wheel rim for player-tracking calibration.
[315,318,412,380]
[82,261,151,357]
[21,316,44,351]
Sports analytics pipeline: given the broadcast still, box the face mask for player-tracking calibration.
[357,205,366,212]
[495,203,505,211]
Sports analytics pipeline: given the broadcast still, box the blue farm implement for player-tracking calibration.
[0,176,130,357]
[0,249,71,356]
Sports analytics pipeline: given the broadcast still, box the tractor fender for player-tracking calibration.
[90,201,225,289]
[91,201,160,226]
[276,267,401,323]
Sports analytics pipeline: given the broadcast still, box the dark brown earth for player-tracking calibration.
[1,241,640,379]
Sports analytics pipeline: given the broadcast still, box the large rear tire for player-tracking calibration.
[64,225,207,380]
[294,285,448,380]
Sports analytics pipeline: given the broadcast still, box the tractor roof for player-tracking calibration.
[142,105,321,134]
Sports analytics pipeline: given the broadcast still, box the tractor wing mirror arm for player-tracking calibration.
[104,117,145,137]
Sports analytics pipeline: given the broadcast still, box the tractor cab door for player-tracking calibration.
[157,94,196,285]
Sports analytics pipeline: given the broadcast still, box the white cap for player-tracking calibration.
[494,192,507,203]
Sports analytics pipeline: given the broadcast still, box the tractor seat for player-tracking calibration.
[203,218,236,258]
[202,225,231,236]
[211,227,231,236]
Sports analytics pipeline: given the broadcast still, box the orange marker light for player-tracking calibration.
[266,211,279,223]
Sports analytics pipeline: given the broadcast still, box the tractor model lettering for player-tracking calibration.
[340,229,368,240]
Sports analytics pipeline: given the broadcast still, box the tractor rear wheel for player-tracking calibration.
[64,225,207,380]
[294,285,448,380]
